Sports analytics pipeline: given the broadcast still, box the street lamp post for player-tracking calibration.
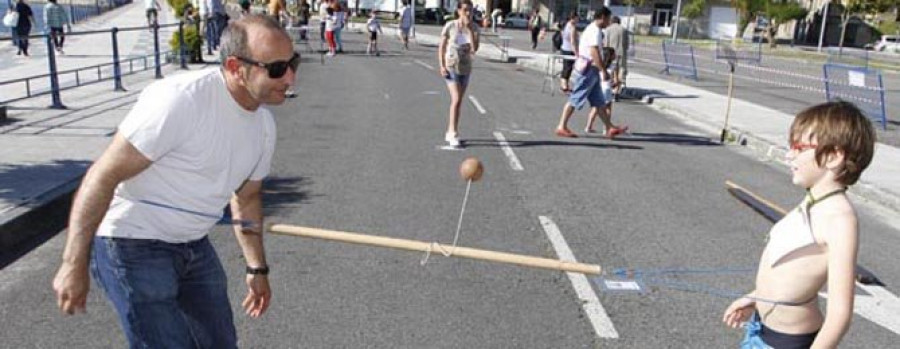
[817,0,830,52]
[672,0,683,43]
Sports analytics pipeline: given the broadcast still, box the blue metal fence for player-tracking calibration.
[661,40,698,80]
[0,21,185,107]
[823,63,887,130]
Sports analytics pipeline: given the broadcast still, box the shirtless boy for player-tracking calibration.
[722,101,876,348]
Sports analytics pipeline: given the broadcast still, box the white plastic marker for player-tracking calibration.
[413,59,434,70]
[539,216,619,339]
[492,132,524,171]
[468,96,487,115]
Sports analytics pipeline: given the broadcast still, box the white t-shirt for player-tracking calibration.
[145,0,159,10]
[325,15,335,31]
[367,17,380,32]
[561,21,576,52]
[97,68,277,243]
[578,22,603,61]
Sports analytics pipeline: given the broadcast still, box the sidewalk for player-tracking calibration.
[0,2,217,254]
[399,24,900,211]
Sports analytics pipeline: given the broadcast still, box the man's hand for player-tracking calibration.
[243,274,271,318]
[52,262,90,315]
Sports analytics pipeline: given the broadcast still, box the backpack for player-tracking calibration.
[551,30,562,52]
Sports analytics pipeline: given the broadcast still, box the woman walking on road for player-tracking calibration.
[438,0,479,148]
[558,11,578,93]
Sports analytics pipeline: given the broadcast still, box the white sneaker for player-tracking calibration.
[445,132,460,147]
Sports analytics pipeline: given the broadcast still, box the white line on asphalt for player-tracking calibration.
[538,216,619,339]
[468,95,487,114]
[492,131,524,171]
[819,284,900,335]
[413,59,435,70]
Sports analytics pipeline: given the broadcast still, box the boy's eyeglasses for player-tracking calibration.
[234,52,300,79]
[789,142,818,152]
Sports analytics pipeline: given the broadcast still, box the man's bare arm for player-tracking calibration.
[53,133,152,314]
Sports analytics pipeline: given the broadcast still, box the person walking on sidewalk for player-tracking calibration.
[554,7,626,139]
[202,0,229,54]
[439,0,479,148]
[145,0,161,28]
[604,16,628,100]
[318,0,331,42]
[527,9,542,50]
[723,101,876,349]
[43,0,68,54]
[52,15,298,348]
[12,0,34,56]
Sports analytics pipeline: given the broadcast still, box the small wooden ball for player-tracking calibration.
[459,157,483,182]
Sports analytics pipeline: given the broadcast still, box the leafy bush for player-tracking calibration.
[877,20,900,37]
[169,24,204,63]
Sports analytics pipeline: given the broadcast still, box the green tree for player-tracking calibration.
[681,0,706,39]
[762,0,808,47]
[730,0,766,38]
[838,0,896,50]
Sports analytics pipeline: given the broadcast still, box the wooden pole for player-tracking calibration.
[268,224,602,275]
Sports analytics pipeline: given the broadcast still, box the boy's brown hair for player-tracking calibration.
[790,101,876,186]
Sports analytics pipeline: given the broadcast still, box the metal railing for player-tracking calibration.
[0,21,192,108]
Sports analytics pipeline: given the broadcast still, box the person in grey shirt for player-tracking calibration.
[604,16,628,100]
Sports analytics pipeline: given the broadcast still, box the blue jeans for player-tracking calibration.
[334,27,343,51]
[91,236,237,349]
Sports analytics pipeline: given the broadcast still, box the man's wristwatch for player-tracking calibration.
[246,265,270,275]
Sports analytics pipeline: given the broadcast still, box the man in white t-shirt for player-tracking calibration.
[52,15,297,348]
[554,7,627,139]
[145,0,161,28]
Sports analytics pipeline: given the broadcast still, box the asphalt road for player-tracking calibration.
[1,28,899,347]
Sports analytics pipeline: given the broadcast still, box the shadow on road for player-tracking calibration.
[462,139,644,150]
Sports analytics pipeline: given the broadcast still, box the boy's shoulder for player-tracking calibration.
[809,196,858,243]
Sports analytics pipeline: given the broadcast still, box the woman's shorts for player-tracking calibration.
[560,50,575,80]
[444,71,470,88]
[369,31,378,41]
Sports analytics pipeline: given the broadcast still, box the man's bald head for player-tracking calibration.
[220,14,291,63]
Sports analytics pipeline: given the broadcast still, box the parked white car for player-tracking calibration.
[874,35,900,52]
[504,12,529,28]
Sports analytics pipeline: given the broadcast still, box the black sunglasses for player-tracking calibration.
[234,52,300,79]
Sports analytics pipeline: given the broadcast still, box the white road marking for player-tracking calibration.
[413,59,435,70]
[819,283,900,335]
[539,216,619,339]
[422,91,440,95]
[468,95,487,115]
[492,131,524,171]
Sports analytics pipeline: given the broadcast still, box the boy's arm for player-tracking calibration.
[812,212,858,348]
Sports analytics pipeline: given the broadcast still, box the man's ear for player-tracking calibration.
[223,56,246,83]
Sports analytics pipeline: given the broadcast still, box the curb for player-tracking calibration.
[0,175,82,257]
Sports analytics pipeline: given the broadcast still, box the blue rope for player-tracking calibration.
[137,199,257,229]
[605,266,814,306]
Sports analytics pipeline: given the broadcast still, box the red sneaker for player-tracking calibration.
[555,128,577,138]
[606,125,629,139]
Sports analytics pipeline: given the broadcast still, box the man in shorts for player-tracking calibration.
[554,7,627,139]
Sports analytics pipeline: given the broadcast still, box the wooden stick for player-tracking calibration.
[268,224,602,275]
[725,180,788,222]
